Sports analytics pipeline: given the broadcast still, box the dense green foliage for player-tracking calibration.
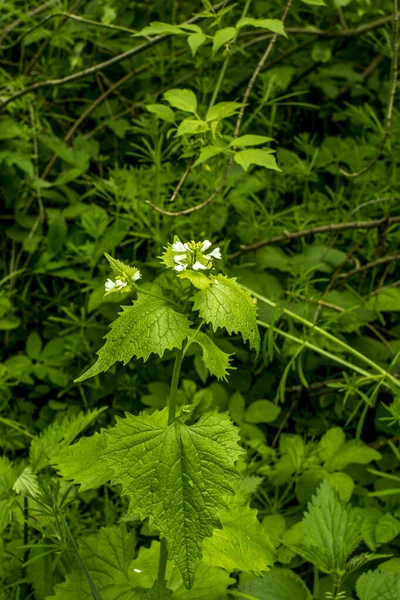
[1,0,400,598]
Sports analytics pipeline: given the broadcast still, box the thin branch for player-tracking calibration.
[0,0,58,43]
[0,0,234,111]
[337,253,400,281]
[228,215,400,260]
[169,158,194,204]
[285,16,394,38]
[147,0,294,217]
[338,0,399,177]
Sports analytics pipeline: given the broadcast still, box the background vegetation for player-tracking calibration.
[1,0,400,598]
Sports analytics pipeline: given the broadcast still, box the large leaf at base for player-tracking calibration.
[202,496,274,574]
[75,287,192,381]
[0,457,15,534]
[192,331,233,381]
[356,570,400,600]
[239,568,313,600]
[291,481,361,574]
[47,525,140,600]
[191,275,260,353]
[101,409,243,589]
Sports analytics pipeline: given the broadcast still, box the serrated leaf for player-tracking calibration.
[234,149,281,172]
[212,27,236,55]
[291,481,361,574]
[187,32,206,56]
[206,101,242,122]
[356,569,400,600]
[147,104,175,123]
[52,433,112,491]
[237,17,287,37]
[193,146,226,167]
[178,270,212,290]
[203,498,274,574]
[30,408,105,473]
[232,135,274,147]
[164,89,198,113]
[239,568,313,600]
[191,332,233,381]
[191,275,260,353]
[49,525,140,599]
[101,409,243,588]
[75,287,192,381]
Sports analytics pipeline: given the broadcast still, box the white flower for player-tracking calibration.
[105,278,116,292]
[205,247,222,260]
[202,240,212,251]
[115,278,127,290]
[174,264,186,272]
[172,241,187,253]
[193,261,207,271]
[132,270,141,282]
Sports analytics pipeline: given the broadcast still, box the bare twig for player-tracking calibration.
[147,0,294,217]
[339,0,399,177]
[337,253,400,281]
[0,0,58,43]
[0,0,234,111]
[228,215,400,260]
[169,159,194,204]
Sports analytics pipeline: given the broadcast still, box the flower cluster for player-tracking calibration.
[104,270,141,294]
[168,239,222,272]
[103,253,141,295]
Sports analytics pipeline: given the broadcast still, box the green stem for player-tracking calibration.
[249,288,400,389]
[157,344,185,583]
[208,0,253,110]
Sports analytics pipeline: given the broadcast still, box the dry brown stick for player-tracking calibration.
[337,253,400,281]
[0,0,58,43]
[146,0,295,217]
[285,16,394,38]
[366,278,400,298]
[168,158,194,204]
[369,434,400,450]
[339,0,399,178]
[228,215,400,260]
[0,0,234,111]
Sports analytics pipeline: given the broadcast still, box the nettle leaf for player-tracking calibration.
[234,149,281,172]
[191,275,260,353]
[53,433,112,491]
[203,495,274,574]
[49,525,142,600]
[164,89,198,113]
[212,27,236,55]
[206,101,242,122]
[146,104,175,123]
[233,134,274,147]
[101,409,243,588]
[75,286,192,382]
[30,408,106,473]
[191,331,233,381]
[239,569,313,600]
[187,32,207,56]
[193,146,226,167]
[356,569,400,600]
[292,481,361,574]
[237,17,287,37]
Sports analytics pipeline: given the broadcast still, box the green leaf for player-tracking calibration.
[47,211,67,254]
[30,408,105,473]
[237,18,287,37]
[232,135,274,147]
[187,32,207,56]
[366,289,400,312]
[301,0,326,4]
[176,118,209,137]
[191,275,260,353]
[135,21,189,36]
[234,149,281,172]
[146,104,175,123]
[191,331,233,381]
[178,270,212,290]
[317,427,345,463]
[356,570,400,600]
[50,525,141,599]
[312,42,332,63]
[0,457,15,534]
[26,331,42,360]
[239,568,313,600]
[81,205,109,240]
[101,409,243,588]
[325,440,382,471]
[376,513,400,545]
[163,89,198,113]
[229,391,246,423]
[292,481,361,574]
[193,146,226,167]
[212,27,236,55]
[245,399,281,424]
[203,497,274,574]
[75,286,192,381]
[52,433,112,491]
[206,101,242,122]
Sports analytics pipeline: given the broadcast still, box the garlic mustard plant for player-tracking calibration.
[54,242,263,593]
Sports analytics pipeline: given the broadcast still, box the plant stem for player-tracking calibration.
[157,344,185,583]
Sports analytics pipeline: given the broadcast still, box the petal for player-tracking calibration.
[172,241,186,253]
[105,279,116,291]
[192,261,207,271]
[174,264,186,272]
[202,240,212,251]
[116,279,127,289]
[174,254,187,263]
[183,243,191,251]
[208,247,222,260]
[132,271,141,282]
